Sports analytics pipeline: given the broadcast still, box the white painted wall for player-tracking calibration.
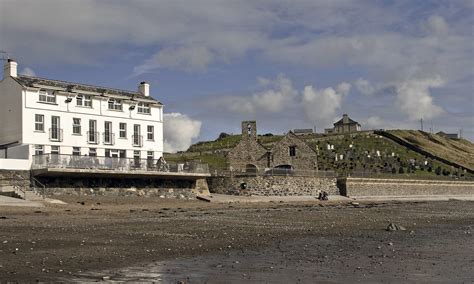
[22,88,164,159]
[0,65,165,168]
[0,158,31,170]
[0,76,23,145]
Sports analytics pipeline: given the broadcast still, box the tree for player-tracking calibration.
[399,167,404,174]
[435,166,442,176]
[216,132,230,141]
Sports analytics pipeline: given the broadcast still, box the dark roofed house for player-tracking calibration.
[436,131,459,140]
[325,114,361,134]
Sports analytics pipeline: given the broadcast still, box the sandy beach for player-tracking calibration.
[0,196,473,282]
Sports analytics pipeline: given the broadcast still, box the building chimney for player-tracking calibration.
[3,59,18,78]
[138,81,150,97]
[342,114,349,123]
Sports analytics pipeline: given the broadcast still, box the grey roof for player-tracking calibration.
[13,75,162,104]
[334,116,359,126]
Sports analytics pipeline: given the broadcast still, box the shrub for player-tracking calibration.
[216,132,230,141]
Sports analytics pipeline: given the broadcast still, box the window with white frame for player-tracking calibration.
[34,145,44,155]
[89,148,97,157]
[108,98,122,111]
[35,114,44,132]
[119,123,127,138]
[76,94,92,107]
[104,121,113,144]
[147,125,154,141]
[133,150,141,167]
[73,118,81,135]
[51,146,60,155]
[51,146,60,163]
[147,151,154,159]
[84,95,92,107]
[39,89,56,103]
[133,124,141,146]
[147,151,154,168]
[137,102,151,114]
[72,147,81,156]
[105,149,119,158]
[76,94,83,106]
[88,120,98,144]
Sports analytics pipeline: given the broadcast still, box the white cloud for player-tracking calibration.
[355,76,445,121]
[210,74,298,115]
[251,74,298,112]
[207,76,350,129]
[395,77,444,120]
[422,15,449,36]
[163,113,201,153]
[355,78,375,96]
[301,83,349,125]
[336,82,351,96]
[134,46,213,75]
[366,116,386,129]
[19,67,36,77]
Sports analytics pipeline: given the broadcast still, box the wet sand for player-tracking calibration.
[0,196,473,282]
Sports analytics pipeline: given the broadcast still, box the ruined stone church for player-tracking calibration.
[228,121,317,173]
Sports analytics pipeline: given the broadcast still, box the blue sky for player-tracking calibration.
[1,0,473,151]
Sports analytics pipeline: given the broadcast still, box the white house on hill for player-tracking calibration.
[0,59,164,168]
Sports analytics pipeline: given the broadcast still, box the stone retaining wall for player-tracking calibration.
[46,187,197,199]
[37,176,209,199]
[208,175,338,196]
[341,178,474,197]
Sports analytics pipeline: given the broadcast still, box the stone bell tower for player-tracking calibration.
[242,121,257,140]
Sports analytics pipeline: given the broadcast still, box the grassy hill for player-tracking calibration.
[165,130,474,179]
[385,130,474,171]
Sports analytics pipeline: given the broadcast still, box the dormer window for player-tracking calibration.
[76,94,92,107]
[137,102,151,114]
[38,89,56,104]
[108,98,122,111]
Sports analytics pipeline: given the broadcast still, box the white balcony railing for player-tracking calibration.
[87,131,99,144]
[103,132,115,145]
[132,135,143,147]
[49,128,63,142]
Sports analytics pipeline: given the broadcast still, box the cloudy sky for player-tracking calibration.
[1,0,473,151]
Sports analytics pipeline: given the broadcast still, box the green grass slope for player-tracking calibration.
[386,130,474,171]
[166,130,473,179]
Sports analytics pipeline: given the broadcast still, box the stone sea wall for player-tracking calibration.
[38,176,209,199]
[208,175,339,196]
[46,187,197,199]
[341,177,474,197]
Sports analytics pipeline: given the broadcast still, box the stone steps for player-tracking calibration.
[24,190,44,201]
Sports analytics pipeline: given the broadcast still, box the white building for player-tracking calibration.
[0,59,164,167]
